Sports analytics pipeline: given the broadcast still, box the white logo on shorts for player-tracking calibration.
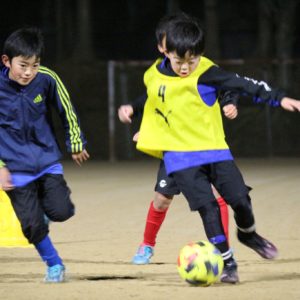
[159,180,167,188]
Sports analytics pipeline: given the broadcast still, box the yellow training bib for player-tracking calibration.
[137,57,229,158]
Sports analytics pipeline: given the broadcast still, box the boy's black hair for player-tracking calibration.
[155,12,190,45]
[2,27,44,60]
[165,19,205,58]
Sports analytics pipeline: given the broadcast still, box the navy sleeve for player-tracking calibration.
[131,92,147,118]
[219,90,239,108]
[199,65,286,107]
[40,67,87,153]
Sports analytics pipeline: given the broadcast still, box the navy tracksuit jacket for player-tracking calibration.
[0,65,86,174]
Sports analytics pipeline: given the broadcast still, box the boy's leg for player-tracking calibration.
[172,166,239,284]
[39,174,74,222]
[143,194,172,247]
[11,174,74,282]
[150,161,180,246]
[132,196,170,265]
[7,182,49,245]
[212,185,229,242]
[216,197,229,241]
[35,235,65,282]
[213,161,278,260]
[132,161,179,265]
[7,181,65,282]
[37,174,75,282]
[233,195,278,259]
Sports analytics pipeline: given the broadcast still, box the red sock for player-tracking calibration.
[142,201,168,247]
[216,197,229,243]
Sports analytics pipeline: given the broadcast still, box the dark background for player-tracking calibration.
[1,0,300,160]
[1,0,300,61]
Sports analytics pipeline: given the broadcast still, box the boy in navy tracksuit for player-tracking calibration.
[0,28,89,282]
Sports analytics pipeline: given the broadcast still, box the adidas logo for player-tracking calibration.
[33,94,43,103]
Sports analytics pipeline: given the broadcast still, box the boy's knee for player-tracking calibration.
[230,195,252,213]
[231,195,255,228]
[48,203,75,222]
[153,192,173,211]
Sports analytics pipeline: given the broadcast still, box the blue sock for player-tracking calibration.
[35,235,63,267]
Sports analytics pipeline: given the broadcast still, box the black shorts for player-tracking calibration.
[8,173,74,244]
[172,160,250,211]
[154,160,252,204]
[154,160,181,196]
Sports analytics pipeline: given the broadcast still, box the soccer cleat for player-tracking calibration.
[44,264,65,283]
[220,258,239,284]
[132,245,154,265]
[237,231,278,259]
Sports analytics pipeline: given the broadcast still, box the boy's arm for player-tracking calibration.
[40,67,88,162]
[118,105,134,123]
[71,150,90,166]
[118,92,147,124]
[280,97,300,112]
[0,165,13,191]
[219,90,239,108]
[131,93,147,117]
[219,90,239,120]
[200,65,286,107]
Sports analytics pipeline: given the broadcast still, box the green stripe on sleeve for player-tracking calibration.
[39,66,83,152]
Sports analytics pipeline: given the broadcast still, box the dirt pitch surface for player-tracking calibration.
[1,159,300,300]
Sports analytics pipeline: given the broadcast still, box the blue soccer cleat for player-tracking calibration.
[44,264,65,283]
[132,245,154,265]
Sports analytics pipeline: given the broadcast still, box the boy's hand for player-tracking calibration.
[133,131,139,142]
[281,97,300,112]
[223,104,238,119]
[72,149,90,166]
[0,167,14,191]
[118,105,134,123]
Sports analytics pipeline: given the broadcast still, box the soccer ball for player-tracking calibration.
[177,240,224,286]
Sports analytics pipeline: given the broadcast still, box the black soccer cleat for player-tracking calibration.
[237,231,278,259]
[220,258,239,284]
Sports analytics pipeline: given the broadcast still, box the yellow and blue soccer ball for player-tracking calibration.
[177,240,224,286]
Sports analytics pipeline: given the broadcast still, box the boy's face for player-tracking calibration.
[166,51,200,77]
[1,55,40,86]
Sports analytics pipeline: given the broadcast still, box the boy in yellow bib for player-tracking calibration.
[119,14,244,274]
[136,16,300,283]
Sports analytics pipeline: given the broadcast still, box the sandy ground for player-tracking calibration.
[0,158,300,300]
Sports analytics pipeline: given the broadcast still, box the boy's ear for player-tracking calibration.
[157,44,165,54]
[157,35,167,54]
[164,51,170,59]
[2,55,11,68]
